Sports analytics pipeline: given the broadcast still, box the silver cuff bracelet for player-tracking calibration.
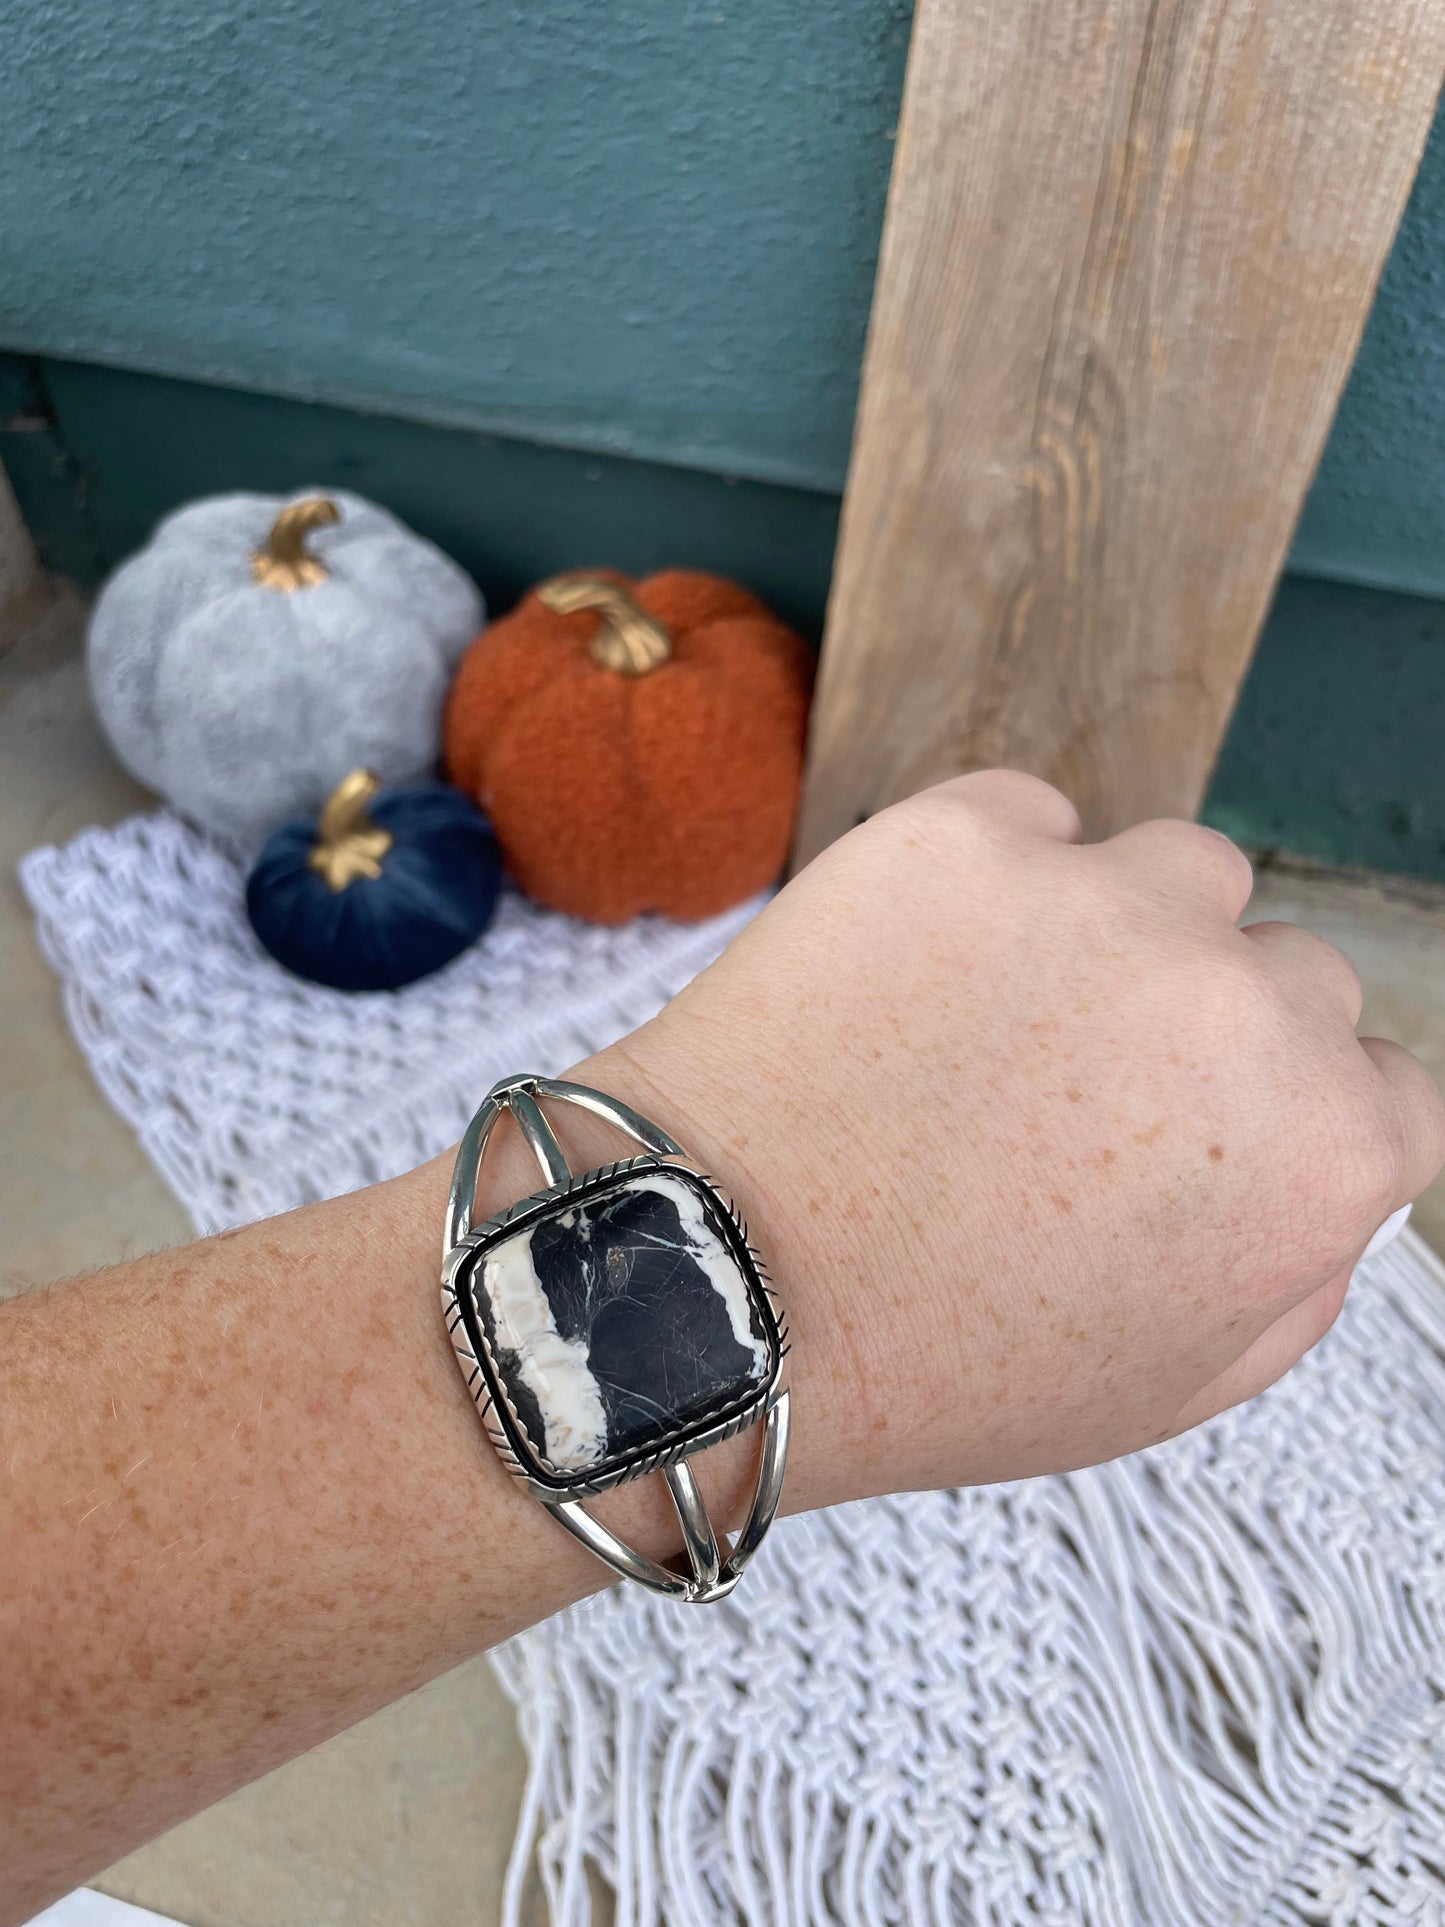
[441,1074,791,1603]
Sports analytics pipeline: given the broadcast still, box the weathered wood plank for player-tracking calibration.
[794,0,1445,862]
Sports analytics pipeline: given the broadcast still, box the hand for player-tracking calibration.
[586,771,1445,1501]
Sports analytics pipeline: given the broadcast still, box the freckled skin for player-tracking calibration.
[3,770,1443,1920]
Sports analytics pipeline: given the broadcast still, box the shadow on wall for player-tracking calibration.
[0,354,840,641]
[6,351,1445,887]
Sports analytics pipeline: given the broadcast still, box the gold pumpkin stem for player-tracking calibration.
[308,769,394,891]
[252,495,341,592]
[537,573,673,676]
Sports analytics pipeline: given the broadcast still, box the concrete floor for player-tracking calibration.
[4,573,1445,1926]
[0,580,540,1927]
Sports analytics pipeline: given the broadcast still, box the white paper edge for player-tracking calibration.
[1361,1202,1413,1266]
[21,1892,193,1927]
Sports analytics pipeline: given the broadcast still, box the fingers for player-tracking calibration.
[1239,937,1439,1210]
[1171,1269,1352,1435]
[1359,1035,1445,1207]
[931,769,1084,844]
[1241,921,1364,1026]
[1102,818,1255,921]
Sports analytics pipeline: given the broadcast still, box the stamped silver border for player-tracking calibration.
[441,1075,792,1602]
[444,1156,785,1500]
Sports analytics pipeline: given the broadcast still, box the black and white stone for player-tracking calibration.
[472,1170,773,1479]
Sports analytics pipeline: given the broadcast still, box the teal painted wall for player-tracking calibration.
[1291,107,1445,601]
[4,0,1445,597]
[1204,575,1445,878]
[6,2,1445,878]
[0,0,910,489]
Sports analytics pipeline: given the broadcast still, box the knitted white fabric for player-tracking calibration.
[22,810,1445,1927]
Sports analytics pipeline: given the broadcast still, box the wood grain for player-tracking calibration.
[793,0,1445,862]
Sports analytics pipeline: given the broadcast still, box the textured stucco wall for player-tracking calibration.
[2,0,1444,594]
[1204,573,1445,878]
[1291,105,1445,601]
[0,0,910,489]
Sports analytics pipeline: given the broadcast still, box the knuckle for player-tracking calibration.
[960,768,1068,810]
[1127,818,1254,900]
[1204,827,1255,895]
[1421,1077,1445,1165]
[1296,925,1362,994]
[1191,944,1278,1042]
[854,792,991,889]
[942,769,1081,838]
[1242,922,1365,1018]
[1318,932,1363,1000]
[876,787,976,856]
[1335,1122,1400,1224]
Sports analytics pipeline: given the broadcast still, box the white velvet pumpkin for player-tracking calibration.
[87,489,484,848]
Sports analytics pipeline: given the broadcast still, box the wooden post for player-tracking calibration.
[793,0,1445,863]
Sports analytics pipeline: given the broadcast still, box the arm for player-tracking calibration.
[5,772,1442,1921]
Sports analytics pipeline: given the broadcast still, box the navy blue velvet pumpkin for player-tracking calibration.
[246,771,502,991]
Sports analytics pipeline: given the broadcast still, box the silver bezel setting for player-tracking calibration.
[443,1153,786,1501]
[441,1074,792,1602]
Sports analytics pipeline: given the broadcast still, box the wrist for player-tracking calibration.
[567,1028,872,1523]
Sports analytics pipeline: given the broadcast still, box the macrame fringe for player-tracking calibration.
[494,1234,1445,1927]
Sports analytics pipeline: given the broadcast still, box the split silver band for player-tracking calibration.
[441,1074,791,1604]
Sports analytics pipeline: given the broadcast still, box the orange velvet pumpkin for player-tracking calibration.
[443,569,814,924]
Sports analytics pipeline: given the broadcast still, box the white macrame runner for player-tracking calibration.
[22,810,1445,1927]
[19,812,760,1235]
